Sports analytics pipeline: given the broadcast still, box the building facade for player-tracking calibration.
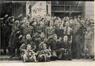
[0,1,26,17]
[0,1,94,19]
[51,1,85,17]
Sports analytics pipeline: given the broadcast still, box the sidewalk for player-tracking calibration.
[0,55,94,63]
[0,59,95,66]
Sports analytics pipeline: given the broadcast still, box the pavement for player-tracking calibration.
[0,59,94,62]
[0,55,95,66]
[0,60,95,66]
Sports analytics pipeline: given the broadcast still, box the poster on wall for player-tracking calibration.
[32,1,47,17]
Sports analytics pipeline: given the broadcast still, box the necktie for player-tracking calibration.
[66,27,68,35]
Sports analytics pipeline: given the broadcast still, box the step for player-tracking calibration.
[0,56,20,60]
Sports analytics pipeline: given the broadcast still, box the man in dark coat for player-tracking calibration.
[47,34,57,60]
[8,20,20,58]
[1,15,10,55]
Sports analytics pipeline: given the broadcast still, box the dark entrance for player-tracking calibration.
[0,2,26,55]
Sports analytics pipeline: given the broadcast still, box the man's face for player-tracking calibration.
[4,14,8,18]
[11,18,15,22]
[32,21,37,26]
[42,43,47,50]
[65,22,69,27]
[27,44,32,50]
[63,36,68,43]
[26,34,31,40]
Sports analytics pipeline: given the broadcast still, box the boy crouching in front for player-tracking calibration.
[37,41,51,62]
[20,43,37,62]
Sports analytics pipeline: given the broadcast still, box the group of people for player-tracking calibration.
[0,14,94,62]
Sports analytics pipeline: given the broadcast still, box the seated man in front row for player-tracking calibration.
[37,41,51,62]
[20,43,37,62]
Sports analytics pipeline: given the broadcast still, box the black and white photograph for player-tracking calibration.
[0,0,95,65]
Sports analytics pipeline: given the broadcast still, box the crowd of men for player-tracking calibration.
[0,14,94,62]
